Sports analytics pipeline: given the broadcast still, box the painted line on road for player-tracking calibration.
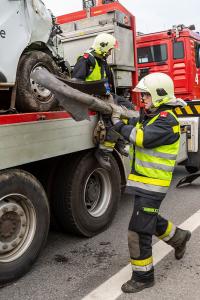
[82,208,200,300]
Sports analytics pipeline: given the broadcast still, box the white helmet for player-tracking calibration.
[92,33,118,56]
[133,72,175,108]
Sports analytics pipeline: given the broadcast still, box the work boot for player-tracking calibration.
[94,149,111,171]
[121,279,155,293]
[167,228,191,260]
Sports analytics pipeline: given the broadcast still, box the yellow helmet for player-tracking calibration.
[92,33,118,56]
[133,72,175,108]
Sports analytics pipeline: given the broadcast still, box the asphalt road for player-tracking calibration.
[1,166,200,300]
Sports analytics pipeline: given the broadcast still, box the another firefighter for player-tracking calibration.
[110,72,191,293]
[72,33,134,166]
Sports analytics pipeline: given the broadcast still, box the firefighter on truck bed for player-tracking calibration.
[72,33,134,169]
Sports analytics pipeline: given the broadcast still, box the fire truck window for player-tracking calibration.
[137,45,167,64]
[173,42,184,59]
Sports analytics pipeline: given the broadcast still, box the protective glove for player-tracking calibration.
[120,105,139,119]
[109,103,139,124]
[109,103,124,125]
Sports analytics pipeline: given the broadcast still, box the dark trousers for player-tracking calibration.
[128,194,169,282]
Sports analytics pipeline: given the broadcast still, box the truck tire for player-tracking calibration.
[51,151,121,237]
[16,50,59,112]
[0,169,50,285]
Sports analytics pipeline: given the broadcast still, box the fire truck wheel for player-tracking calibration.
[16,50,59,112]
[51,151,121,237]
[0,169,50,285]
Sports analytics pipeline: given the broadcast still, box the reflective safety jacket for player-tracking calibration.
[72,50,108,81]
[117,108,180,198]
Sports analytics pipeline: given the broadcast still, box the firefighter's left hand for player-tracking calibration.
[109,103,123,124]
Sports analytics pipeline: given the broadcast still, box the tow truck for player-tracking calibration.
[0,0,137,284]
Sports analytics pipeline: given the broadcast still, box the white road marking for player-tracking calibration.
[82,209,200,300]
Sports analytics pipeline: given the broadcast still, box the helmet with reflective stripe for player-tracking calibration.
[133,72,175,108]
[92,33,118,56]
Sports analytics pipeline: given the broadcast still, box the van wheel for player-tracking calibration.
[51,151,121,237]
[0,169,49,285]
[16,50,59,112]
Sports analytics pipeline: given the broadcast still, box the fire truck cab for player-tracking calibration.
[136,25,200,101]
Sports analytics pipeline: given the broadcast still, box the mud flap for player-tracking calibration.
[176,172,200,188]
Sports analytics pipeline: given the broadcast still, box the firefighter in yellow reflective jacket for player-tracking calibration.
[110,72,191,293]
[72,33,134,167]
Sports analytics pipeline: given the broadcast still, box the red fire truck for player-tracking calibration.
[136,25,200,100]
[136,25,200,173]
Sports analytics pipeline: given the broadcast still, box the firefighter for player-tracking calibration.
[72,32,133,109]
[72,33,134,165]
[110,72,191,293]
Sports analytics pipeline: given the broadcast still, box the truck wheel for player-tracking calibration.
[51,151,121,237]
[16,50,59,112]
[0,169,50,285]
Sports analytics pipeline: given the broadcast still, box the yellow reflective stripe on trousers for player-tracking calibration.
[131,256,153,266]
[128,174,170,187]
[158,221,176,241]
[131,256,153,272]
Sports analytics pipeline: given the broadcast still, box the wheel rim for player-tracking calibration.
[30,66,54,103]
[84,168,112,217]
[0,194,36,263]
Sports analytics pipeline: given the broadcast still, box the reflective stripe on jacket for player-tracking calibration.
[127,110,180,194]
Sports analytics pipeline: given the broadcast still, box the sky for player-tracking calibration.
[43,0,200,34]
